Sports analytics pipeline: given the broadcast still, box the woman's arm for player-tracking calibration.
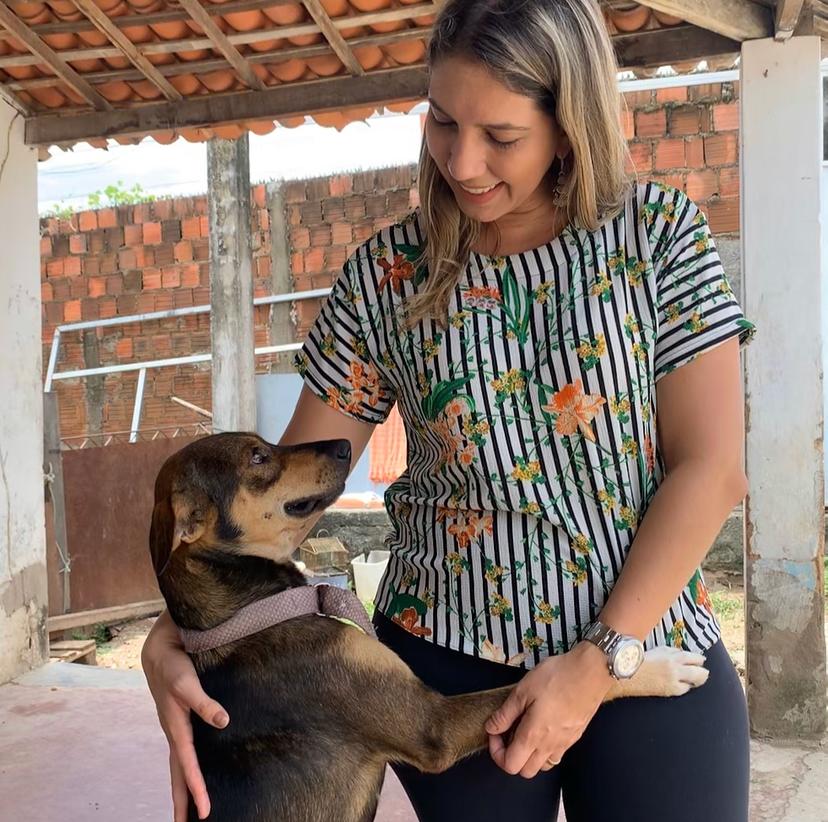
[486,337,748,777]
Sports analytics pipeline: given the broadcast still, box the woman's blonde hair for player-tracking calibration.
[408,0,631,325]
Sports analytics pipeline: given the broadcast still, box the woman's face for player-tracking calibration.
[425,55,570,224]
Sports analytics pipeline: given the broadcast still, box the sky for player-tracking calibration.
[37,106,427,213]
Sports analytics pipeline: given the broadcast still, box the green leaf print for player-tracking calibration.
[388,592,429,618]
[421,376,476,421]
[500,263,532,344]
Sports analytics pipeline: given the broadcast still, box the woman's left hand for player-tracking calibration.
[485,642,614,778]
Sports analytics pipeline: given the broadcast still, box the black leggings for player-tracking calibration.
[373,610,749,822]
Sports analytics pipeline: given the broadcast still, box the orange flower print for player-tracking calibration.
[544,379,606,442]
[378,254,415,293]
[347,361,384,408]
[391,607,432,637]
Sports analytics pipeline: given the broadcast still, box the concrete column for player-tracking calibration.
[207,135,256,432]
[742,36,827,737]
[0,98,48,683]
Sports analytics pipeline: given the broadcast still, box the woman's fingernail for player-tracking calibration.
[214,711,229,728]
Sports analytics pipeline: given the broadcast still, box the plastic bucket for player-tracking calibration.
[351,550,390,602]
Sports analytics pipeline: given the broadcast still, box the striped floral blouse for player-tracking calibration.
[295,181,756,668]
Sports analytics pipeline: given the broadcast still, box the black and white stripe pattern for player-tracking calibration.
[296,181,756,668]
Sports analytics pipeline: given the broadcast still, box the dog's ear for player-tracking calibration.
[149,490,209,575]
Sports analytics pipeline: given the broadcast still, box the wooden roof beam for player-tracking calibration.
[632,0,773,42]
[300,0,363,76]
[775,0,806,40]
[0,3,111,110]
[175,0,266,91]
[25,65,428,146]
[70,0,182,101]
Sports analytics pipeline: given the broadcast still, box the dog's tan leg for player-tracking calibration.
[604,646,710,700]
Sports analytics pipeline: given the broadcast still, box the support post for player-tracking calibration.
[207,134,256,432]
[43,392,70,614]
[741,36,827,737]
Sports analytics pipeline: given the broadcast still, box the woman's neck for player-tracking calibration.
[472,194,569,257]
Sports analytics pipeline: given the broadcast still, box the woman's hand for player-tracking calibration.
[142,610,230,821]
[485,641,613,778]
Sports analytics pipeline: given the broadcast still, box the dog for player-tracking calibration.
[149,432,710,822]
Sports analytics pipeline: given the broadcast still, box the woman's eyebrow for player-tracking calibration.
[428,97,531,131]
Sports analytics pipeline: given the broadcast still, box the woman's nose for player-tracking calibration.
[447,135,487,182]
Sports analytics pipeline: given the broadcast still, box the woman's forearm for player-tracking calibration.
[597,460,747,641]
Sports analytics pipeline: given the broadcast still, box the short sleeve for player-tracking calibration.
[648,187,757,380]
[293,255,396,425]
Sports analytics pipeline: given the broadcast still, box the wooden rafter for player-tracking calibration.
[612,24,739,69]
[775,0,806,40]
[25,65,429,146]
[300,0,364,76]
[175,0,265,91]
[0,3,435,68]
[0,3,111,110]
[5,28,425,92]
[632,0,773,41]
[70,0,182,101]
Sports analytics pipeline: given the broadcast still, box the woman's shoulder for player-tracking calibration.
[628,179,703,229]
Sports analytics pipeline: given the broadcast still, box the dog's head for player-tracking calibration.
[149,433,351,577]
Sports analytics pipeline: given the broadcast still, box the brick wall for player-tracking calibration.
[41,81,738,440]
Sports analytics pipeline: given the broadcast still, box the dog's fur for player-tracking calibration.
[150,432,709,822]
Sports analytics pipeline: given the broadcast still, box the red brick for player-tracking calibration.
[46,259,64,278]
[52,280,70,301]
[253,184,266,209]
[124,224,142,245]
[304,248,325,273]
[655,86,687,104]
[99,298,117,318]
[635,109,666,138]
[654,138,685,171]
[143,222,162,245]
[106,274,124,295]
[624,90,653,109]
[199,216,209,237]
[174,240,193,262]
[255,256,271,277]
[40,235,52,257]
[713,103,740,132]
[118,248,137,270]
[161,267,181,288]
[291,252,304,274]
[181,216,201,239]
[79,211,97,231]
[685,137,705,169]
[293,227,311,249]
[64,256,82,277]
[310,225,332,246]
[98,208,118,229]
[668,106,702,137]
[155,293,174,311]
[81,298,99,321]
[142,269,162,290]
[719,166,740,198]
[329,174,353,197]
[620,108,634,141]
[64,300,81,322]
[258,208,269,232]
[68,234,86,255]
[152,199,173,220]
[706,197,740,234]
[88,277,107,298]
[651,174,685,192]
[116,338,133,359]
[41,282,53,302]
[689,83,723,103]
[137,293,155,313]
[704,133,739,166]
[181,265,200,287]
[686,169,719,202]
[173,290,194,309]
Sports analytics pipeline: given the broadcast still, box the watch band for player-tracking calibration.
[584,620,621,657]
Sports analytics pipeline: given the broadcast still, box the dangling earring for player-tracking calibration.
[552,156,569,208]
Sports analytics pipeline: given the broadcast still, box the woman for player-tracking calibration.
[143,1,755,819]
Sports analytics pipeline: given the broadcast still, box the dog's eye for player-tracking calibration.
[251,450,268,465]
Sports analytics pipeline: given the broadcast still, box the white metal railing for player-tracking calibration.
[44,288,332,443]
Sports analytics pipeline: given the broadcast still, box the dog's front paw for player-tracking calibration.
[633,646,710,698]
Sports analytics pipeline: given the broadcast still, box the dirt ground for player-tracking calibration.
[92,572,751,674]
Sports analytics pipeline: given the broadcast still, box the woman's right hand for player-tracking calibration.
[142,610,230,821]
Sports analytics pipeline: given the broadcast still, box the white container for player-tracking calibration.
[351,550,390,603]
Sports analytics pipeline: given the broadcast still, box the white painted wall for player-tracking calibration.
[0,97,48,682]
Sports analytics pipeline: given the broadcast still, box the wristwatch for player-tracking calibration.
[583,621,645,680]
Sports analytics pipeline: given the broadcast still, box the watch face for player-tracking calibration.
[613,640,645,678]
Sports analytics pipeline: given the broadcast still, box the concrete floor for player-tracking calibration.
[0,662,825,822]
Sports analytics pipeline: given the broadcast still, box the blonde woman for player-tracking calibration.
[143,1,755,819]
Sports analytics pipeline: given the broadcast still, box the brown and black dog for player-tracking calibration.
[149,432,709,822]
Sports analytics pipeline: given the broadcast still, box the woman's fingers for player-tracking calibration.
[169,751,192,822]
[164,700,212,820]
[170,673,229,729]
